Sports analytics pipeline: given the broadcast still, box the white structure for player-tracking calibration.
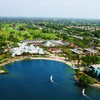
[43,40,65,47]
[11,42,45,57]
[39,48,45,55]
[19,42,27,49]
[90,64,100,69]
[85,48,98,54]
[11,48,22,57]
[50,40,65,46]
[70,49,83,55]
[43,41,55,47]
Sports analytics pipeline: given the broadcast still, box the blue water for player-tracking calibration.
[0,60,100,100]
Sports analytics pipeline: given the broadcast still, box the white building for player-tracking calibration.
[39,48,45,55]
[11,47,22,57]
[43,41,55,47]
[85,48,98,54]
[43,40,65,47]
[11,42,45,57]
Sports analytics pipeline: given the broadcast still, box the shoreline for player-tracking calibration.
[0,55,75,68]
[0,56,73,73]
[31,57,72,66]
[0,55,100,88]
[90,83,100,88]
[73,75,100,88]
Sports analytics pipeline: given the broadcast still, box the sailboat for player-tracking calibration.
[50,75,54,83]
[82,88,92,100]
[82,88,86,96]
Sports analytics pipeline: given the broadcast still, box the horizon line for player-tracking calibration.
[0,16,100,20]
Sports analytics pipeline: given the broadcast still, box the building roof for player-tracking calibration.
[85,48,98,53]
[70,49,83,55]
[49,48,63,53]
[43,40,65,47]
[11,43,45,57]
[91,64,100,69]
[43,41,55,47]
[50,40,65,46]
[69,43,78,48]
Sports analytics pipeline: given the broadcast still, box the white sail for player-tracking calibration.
[50,75,54,83]
[82,88,92,100]
[82,88,86,96]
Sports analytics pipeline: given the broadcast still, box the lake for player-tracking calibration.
[0,60,100,100]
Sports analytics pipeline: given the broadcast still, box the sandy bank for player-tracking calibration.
[0,55,74,70]
[91,83,100,88]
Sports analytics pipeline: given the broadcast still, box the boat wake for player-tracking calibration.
[82,88,92,100]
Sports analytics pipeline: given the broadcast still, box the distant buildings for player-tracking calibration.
[11,40,100,57]
[11,40,66,57]
[84,48,99,55]
[69,43,100,56]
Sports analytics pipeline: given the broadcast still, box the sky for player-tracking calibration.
[0,0,100,19]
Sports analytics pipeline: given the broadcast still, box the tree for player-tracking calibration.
[63,48,78,61]
[75,69,80,77]
[81,55,100,66]
[79,74,94,87]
